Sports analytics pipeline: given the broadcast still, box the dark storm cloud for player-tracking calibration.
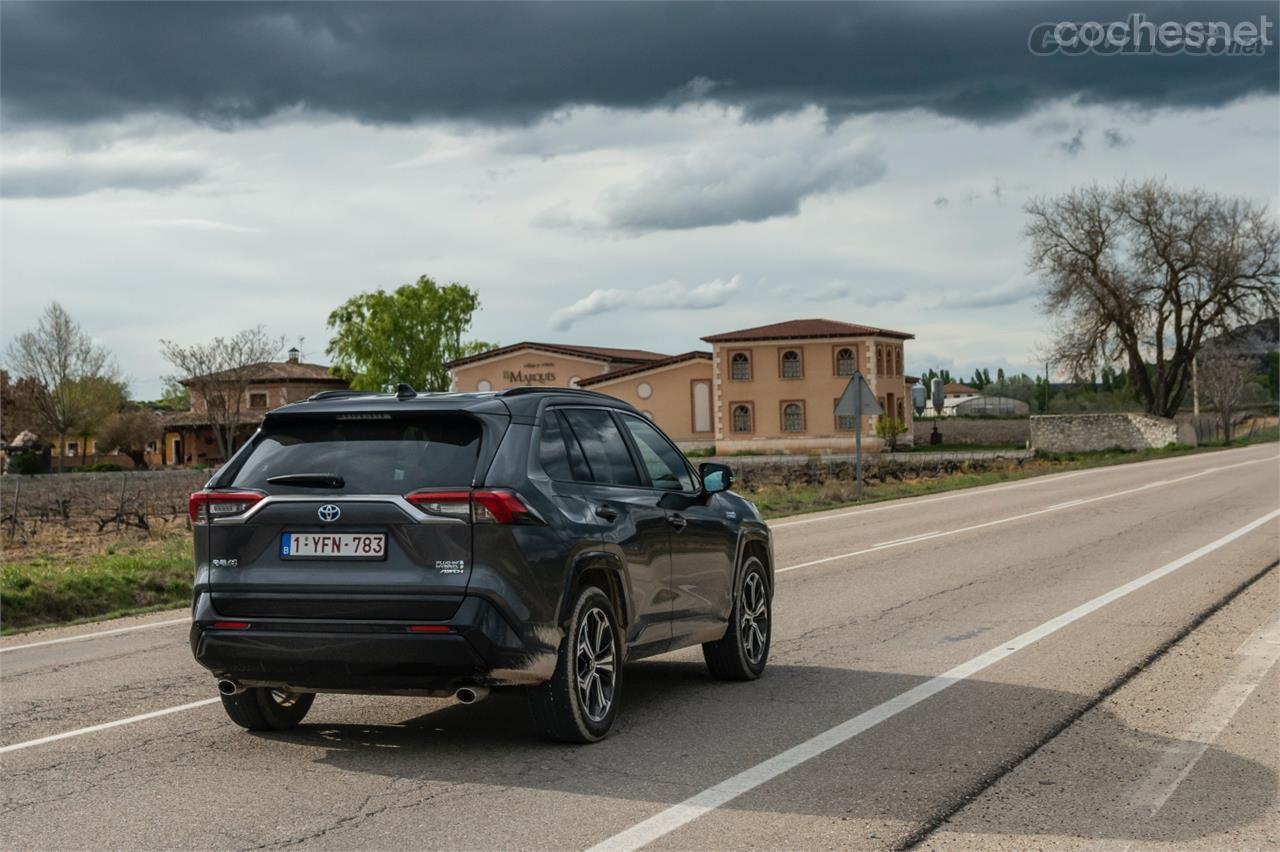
[1,2,1275,129]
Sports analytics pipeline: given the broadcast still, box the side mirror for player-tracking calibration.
[699,462,733,494]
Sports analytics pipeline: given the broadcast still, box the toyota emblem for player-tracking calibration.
[317,504,341,522]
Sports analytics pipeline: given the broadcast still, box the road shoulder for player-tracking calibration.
[917,563,1279,851]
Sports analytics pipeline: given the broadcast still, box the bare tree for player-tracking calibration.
[4,302,124,471]
[98,408,163,469]
[1026,180,1279,417]
[160,327,283,460]
[1197,348,1257,442]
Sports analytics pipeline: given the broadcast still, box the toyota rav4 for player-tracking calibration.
[189,386,773,742]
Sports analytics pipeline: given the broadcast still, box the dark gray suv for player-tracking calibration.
[189,386,773,742]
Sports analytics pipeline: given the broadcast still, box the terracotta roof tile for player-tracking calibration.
[445,341,669,369]
[577,351,711,386]
[182,361,346,385]
[702,318,913,343]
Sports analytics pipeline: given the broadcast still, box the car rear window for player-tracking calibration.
[220,415,481,494]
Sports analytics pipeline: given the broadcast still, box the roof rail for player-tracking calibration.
[499,386,616,400]
[306,389,376,402]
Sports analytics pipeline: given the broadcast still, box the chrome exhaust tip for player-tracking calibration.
[454,686,488,705]
[218,678,246,696]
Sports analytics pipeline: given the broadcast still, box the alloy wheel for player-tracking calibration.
[575,607,616,723]
[739,572,769,666]
[270,689,302,708]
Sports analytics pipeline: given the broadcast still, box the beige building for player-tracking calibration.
[577,352,713,445]
[704,319,915,454]
[446,342,669,394]
[446,319,914,454]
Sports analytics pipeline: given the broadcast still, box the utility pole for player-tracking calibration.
[1192,355,1200,416]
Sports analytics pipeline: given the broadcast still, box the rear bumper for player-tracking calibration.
[190,594,559,694]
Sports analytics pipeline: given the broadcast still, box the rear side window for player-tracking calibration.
[538,410,591,482]
[560,408,641,486]
[221,415,481,494]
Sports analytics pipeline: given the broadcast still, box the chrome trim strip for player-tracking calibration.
[213,494,466,525]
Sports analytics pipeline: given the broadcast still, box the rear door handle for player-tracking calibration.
[595,504,618,522]
[667,513,688,531]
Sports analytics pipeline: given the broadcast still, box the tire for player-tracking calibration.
[703,556,771,680]
[528,585,622,743]
[220,687,315,731]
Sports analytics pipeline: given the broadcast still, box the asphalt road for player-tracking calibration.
[2,443,1277,851]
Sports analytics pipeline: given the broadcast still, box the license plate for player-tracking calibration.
[281,532,386,559]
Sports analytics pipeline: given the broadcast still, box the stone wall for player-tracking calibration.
[1029,413,1178,452]
[912,417,1030,447]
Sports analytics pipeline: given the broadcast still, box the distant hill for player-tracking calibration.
[1206,319,1278,358]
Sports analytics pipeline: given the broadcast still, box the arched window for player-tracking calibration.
[895,348,903,376]
[876,345,885,374]
[782,403,804,432]
[835,347,855,376]
[781,349,802,378]
[730,352,751,381]
[732,404,752,433]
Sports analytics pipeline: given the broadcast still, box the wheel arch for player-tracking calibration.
[561,550,632,633]
[734,525,774,600]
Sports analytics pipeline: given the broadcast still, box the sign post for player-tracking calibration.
[834,371,882,500]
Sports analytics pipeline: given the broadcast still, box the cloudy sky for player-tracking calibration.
[2,1,1276,398]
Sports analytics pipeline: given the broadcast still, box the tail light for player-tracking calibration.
[406,489,541,524]
[189,490,264,523]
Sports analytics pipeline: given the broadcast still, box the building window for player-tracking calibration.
[730,351,751,381]
[780,349,802,379]
[65,441,79,457]
[897,398,906,421]
[876,345,885,374]
[731,404,753,433]
[782,402,804,433]
[636,381,653,400]
[895,348,903,376]
[249,392,268,408]
[835,347,855,376]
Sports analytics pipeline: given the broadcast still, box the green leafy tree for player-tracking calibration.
[98,407,163,469]
[874,415,908,451]
[326,275,493,392]
[155,380,191,411]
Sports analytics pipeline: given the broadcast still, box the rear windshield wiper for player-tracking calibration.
[265,473,346,488]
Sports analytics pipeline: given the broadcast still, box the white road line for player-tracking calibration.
[1123,615,1280,821]
[872,531,941,548]
[587,508,1280,852]
[767,444,1273,530]
[0,616,190,654]
[0,697,220,755]
[776,455,1273,575]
